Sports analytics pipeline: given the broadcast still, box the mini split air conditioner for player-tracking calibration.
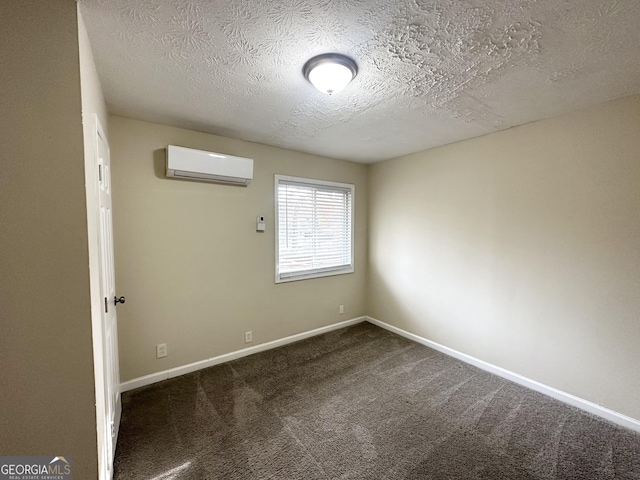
[166,145,254,186]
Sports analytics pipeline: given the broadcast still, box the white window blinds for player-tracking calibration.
[275,175,354,283]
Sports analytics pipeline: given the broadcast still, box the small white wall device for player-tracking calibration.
[256,216,265,232]
[166,145,254,186]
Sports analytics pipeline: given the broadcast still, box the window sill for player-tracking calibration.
[275,266,354,284]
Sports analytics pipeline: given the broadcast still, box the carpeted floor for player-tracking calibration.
[114,322,640,479]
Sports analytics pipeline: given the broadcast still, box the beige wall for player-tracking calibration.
[368,95,640,419]
[110,116,368,381]
[0,1,98,477]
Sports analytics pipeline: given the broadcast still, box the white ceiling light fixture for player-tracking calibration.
[303,53,358,95]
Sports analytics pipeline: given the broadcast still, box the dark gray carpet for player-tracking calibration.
[114,322,640,479]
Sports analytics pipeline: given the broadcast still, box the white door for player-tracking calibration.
[96,120,122,474]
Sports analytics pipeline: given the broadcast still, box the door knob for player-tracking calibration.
[114,296,126,305]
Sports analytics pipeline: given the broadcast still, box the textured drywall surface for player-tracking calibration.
[79,0,640,162]
[367,95,640,420]
[109,116,367,381]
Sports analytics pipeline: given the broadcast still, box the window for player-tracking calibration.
[275,175,354,283]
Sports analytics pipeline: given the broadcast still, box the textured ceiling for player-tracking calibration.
[79,0,640,163]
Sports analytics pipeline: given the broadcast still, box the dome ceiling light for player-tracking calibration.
[303,53,358,95]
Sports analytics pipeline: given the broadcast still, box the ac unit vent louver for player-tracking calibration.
[166,145,253,186]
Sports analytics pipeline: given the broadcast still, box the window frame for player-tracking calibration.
[274,174,355,284]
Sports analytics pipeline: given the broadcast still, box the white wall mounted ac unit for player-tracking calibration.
[166,145,254,186]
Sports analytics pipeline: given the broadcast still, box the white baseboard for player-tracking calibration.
[366,316,640,433]
[121,314,640,434]
[120,316,367,392]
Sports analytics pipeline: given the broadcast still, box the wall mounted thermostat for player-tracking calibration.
[256,215,265,232]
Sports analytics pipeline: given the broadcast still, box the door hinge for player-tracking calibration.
[111,421,115,438]
[98,164,102,182]
[104,297,108,313]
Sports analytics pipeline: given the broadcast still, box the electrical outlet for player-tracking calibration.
[156,343,167,358]
[245,331,253,343]
[339,304,344,315]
